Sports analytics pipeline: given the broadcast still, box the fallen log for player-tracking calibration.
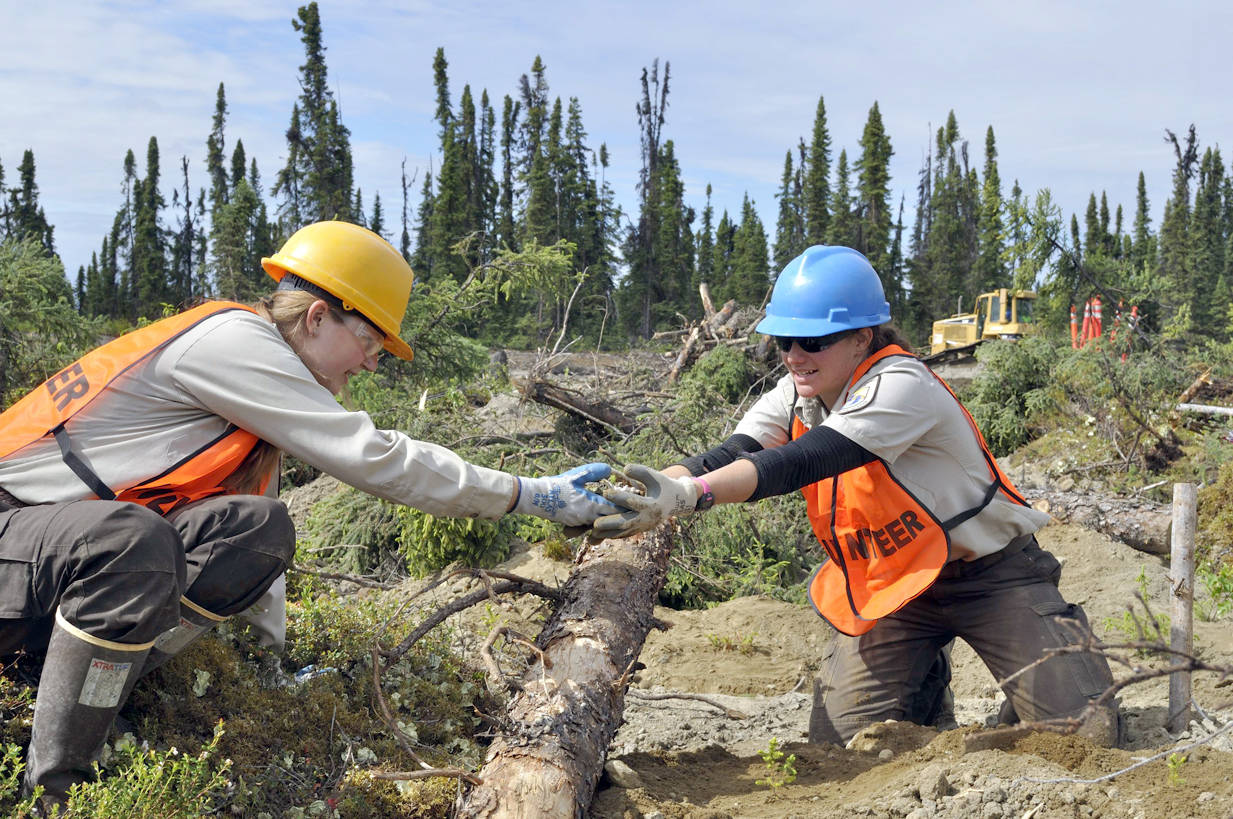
[515,378,636,435]
[1024,489,1172,555]
[667,325,703,383]
[457,527,673,817]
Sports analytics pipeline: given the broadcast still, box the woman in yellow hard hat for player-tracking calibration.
[0,220,623,808]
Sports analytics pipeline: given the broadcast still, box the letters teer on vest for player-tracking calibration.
[841,509,926,561]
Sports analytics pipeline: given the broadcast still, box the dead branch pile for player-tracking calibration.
[655,284,767,383]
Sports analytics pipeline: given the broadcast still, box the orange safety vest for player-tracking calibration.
[0,301,268,516]
[799,345,1032,636]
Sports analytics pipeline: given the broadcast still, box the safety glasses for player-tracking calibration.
[773,329,856,354]
[330,309,386,361]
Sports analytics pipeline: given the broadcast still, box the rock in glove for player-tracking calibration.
[512,463,625,527]
[588,464,700,541]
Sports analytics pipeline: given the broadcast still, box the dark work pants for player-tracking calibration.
[809,536,1117,745]
[0,494,294,658]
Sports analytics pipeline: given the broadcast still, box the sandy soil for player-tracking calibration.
[578,521,1233,818]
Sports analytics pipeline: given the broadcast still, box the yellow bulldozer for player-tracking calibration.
[925,288,1037,363]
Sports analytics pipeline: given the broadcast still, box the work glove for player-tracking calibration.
[512,463,625,527]
[588,464,700,541]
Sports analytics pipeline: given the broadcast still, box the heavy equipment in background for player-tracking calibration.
[924,288,1038,364]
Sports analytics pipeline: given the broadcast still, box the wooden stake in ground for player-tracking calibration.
[1168,481,1196,733]
[457,528,673,818]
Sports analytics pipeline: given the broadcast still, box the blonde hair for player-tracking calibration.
[221,291,321,494]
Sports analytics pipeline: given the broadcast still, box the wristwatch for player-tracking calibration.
[692,477,715,511]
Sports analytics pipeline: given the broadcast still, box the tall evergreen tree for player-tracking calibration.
[803,95,831,246]
[725,194,769,305]
[369,192,386,239]
[131,137,167,318]
[399,159,413,261]
[712,209,736,294]
[274,2,353,228]
[826,149,857,248]
[1192,146,1226,334]
[972,125,1005,292]
[854,101,893,276]
[621,59,680,338]
[1131,170,1153,273]
[1083,193,1101,257]
[518,58,554,247]
[7,149,55,254]
[1157,126,1198,330]
[695,183,715,288]
[206,83,229,216]
[497,94,520,250]
[168,156,199,306]
[772,151,804,271]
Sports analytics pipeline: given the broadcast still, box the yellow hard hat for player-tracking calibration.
[262,221,415,360]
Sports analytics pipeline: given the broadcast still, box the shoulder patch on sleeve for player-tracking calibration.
[838,374,880,414]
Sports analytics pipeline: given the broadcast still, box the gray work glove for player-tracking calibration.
[588,464,700,541]
[512,463,625,527]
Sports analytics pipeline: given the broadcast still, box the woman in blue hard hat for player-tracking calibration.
[592,244,1119,746]
[0,220,625,807]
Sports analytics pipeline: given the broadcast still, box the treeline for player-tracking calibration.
[3,1,1233,348]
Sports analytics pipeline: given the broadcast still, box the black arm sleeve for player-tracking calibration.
[676,433,763,476]
[741,425,877,501]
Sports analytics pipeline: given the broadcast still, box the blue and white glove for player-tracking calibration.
[589,464,700,541]
[512,463,625,527]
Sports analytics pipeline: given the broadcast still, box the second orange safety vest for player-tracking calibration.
[798,345,1031,636]
[0,301,268,516]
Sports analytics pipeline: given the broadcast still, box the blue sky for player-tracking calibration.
[3,0,1230,281]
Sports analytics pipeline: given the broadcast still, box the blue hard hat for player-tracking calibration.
[755,245,891,337]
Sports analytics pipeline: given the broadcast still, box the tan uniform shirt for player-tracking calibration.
[0,310,515,518]
[734,355,1049,561]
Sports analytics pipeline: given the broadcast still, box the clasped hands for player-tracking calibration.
[513,463,700,540]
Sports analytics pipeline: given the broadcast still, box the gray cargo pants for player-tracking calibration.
[809,535,1117,745]
[0,494,294,658]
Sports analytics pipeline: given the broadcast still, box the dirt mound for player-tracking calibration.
[584,520,1233,818]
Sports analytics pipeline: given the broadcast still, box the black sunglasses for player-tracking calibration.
[773,329,856,354]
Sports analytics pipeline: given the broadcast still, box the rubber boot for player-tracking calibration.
[140,596,229,677]
[24,610,153,807]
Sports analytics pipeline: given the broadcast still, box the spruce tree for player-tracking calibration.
[712,210,736,296]
[206,83,229,216]
[621,59,676,338]
[1158,126,1197,330]
[726,194,770,305]
[8,149,55,255]
[1084,193,1101,257]
[410,167,434,277]
[1131,170,1153,273]
[497,94,520,250]
[1191,146,1225,334]
[370,192,385,239]
[826,149,857,248]
[168,155,199,305]
[803,95,831,246]
[973,126,1005,292]
[131,137,167,318]
[772,151,804,271]
[1099,191,1114,256]
[696,184,715,288]
[275,2,353,227]
[399,159,413,261]
[854,101,894,276]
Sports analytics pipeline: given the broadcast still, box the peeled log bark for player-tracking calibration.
[458,528,673,818]
[1026,489,1172,555]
